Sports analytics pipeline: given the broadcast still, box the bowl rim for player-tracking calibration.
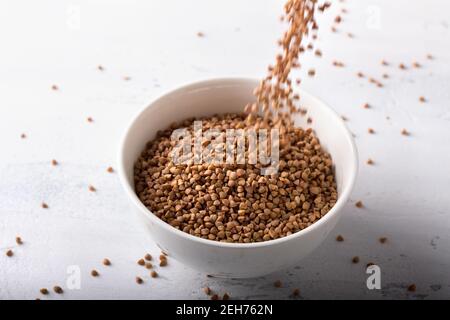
[118,77,358,249]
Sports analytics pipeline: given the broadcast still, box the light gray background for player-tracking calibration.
[1,0,449,300]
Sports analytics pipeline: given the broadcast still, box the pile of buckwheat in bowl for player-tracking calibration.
[134,0,337,243]
[134,114,337,243]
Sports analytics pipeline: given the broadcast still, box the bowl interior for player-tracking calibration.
[120,78,357,243]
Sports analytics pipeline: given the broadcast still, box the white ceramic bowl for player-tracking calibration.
[118,78,358,278]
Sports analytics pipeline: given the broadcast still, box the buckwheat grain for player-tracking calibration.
[91,270,99,277]
[53,286,63,294]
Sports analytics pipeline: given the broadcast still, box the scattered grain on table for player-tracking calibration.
[53,286,63,294]
[407,284,416,292]
[16,237,23,245]
[332,61,344,67]
[91,269,99,277]
[401,129,410,136]
[144,253,152,261]
[40,288,49,295]
[203,287,211,296]
[137,259,145,266]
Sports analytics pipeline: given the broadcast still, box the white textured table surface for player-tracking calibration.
[1,0,450,300]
